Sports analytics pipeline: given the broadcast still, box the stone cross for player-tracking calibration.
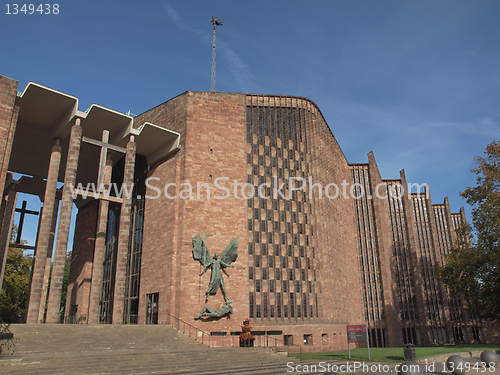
[82,130,126,189]
[15,200,39,244]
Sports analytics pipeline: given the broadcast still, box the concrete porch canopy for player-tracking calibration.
[10,81,180,195]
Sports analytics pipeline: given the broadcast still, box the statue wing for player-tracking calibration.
[220,238,238,265]
[193,235,211,267]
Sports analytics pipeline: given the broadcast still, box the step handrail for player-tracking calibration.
[166,313,211,346]
[165,313,302,359]
[267,335,302,361]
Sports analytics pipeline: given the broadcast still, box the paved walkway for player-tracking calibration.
[0,325,497,375]
[1,324,291,374]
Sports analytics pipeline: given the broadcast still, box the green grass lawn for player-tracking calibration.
[289,344,500,362]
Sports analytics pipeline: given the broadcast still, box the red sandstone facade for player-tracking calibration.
[0,75,497,351]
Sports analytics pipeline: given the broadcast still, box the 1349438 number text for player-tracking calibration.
[5,4,59,15]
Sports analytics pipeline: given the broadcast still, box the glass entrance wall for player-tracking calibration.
[100,202,120,323]
[122,155,147,324]
[122,194,145,324]
[99,154,147,324]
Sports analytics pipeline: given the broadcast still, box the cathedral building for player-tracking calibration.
[0,74,491,351]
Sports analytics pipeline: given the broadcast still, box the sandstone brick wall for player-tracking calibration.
[135,93,189,324]
[208,321,351,352]
[179,92,248,331]
[139,154,178,324]
[134,92,188,142]
[0,76,19,196]
[139,91,249,332]
[136,92,365,350]
[306,102,364,327]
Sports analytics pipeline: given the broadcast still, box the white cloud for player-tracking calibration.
[477,116,498,131]
[218,41,258,93]
[162,1,185,30]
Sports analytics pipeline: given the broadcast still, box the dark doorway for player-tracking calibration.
[146,293,159,324]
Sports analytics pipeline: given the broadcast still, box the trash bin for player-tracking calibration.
[403,343,416,361]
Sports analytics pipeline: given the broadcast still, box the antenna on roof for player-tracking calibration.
[210,15,223,92]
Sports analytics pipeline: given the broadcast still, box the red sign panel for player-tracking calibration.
[346,325,366,332]
[346,325,368,342]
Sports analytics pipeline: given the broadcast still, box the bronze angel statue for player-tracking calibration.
[193,235,238,302]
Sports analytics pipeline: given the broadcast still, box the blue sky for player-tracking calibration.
[1,0,499,248]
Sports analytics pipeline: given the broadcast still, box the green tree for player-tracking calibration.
[438,141,500,320]
[0,231,32,322]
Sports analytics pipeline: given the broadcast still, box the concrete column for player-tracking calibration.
[0,188,18,293]
[45,120,82,324]
[112,136,136,324]
[26,139,62,324]
[88,158,113,324]
[38,199,60,323]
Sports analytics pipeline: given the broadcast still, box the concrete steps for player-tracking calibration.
[0,324,291,374]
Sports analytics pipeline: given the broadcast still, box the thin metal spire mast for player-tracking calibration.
[210,15,223,92]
